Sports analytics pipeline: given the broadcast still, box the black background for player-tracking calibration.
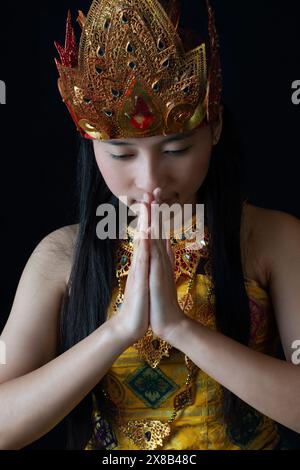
[0,0,299,449]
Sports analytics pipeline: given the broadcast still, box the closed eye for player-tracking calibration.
[164,147,191,155]
[110,154,134,160]
[109,147,191,160]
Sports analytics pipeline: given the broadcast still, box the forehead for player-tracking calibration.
[102,129,198,146]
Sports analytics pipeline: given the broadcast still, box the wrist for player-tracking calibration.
[107,315,136,348]
[162,316,193,346]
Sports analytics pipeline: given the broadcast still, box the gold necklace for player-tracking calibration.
[97,216,212,450]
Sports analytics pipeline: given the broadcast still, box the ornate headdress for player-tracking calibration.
[54,0,222,140]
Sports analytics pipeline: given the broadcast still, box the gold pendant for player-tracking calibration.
[132,327,172,368]
[178,292,194,313]
[120,419,171,450]
[174,383,196,411]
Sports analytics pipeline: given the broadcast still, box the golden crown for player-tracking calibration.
[54,0,222,140]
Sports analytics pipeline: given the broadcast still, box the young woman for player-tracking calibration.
[0,0,299,450]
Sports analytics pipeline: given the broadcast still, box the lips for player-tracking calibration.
[132,199,145,204]
[133,198,176,204]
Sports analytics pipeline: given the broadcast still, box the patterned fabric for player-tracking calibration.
[85,271,281,450]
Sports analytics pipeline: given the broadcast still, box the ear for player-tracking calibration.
[211,105,223,146]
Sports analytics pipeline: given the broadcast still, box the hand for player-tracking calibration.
[147,193,188,341]
[112,199,150,343]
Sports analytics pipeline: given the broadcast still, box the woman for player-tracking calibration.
[0,0,299,450]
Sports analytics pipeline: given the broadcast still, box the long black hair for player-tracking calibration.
[58,0,259,449]
[58,102,260,449]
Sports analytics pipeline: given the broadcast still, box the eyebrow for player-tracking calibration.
[105,130,195,146]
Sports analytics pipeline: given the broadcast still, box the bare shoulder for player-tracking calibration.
[241,202,300,288]
[33,223,79,288]
[49,223,79,255]
[0,223,80,383]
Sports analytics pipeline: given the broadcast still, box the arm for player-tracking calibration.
[0,316,132,450]
[165,317,300,433]
[0,228,132,449]
[0,312,130,449]
[163,210,300,434]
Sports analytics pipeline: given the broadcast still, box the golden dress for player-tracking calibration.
[85,217,281,450]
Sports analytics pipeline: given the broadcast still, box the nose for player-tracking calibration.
[135,155,166,196]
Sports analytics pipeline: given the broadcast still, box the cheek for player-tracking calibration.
[194,149,211,179]
[180,147,212,189]
[94,152,130,195]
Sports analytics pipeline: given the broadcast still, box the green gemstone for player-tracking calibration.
[121,256,127,265]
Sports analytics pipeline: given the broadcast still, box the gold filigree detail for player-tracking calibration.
[54,0,222,140]
[120,419,171,450]
[132,327,173,368]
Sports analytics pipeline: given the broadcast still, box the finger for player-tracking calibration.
[159,229,172,274]
[134,203,145,242]
[130,234,140,271]
[131,229,149,278]
[132,212,144,268]
[151,201,160,240]
[140,230,150,288]
[150,214,168,284]
[138,198,151,239]
[150,227,161,264]
[153,187,162,204]
[133,208,141,242]
[158,218,175,276]
[153,203,167,258]
[138,230,149,264]
[166,237,175,271]
[139,201,147,233]
[150,203,162,260]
